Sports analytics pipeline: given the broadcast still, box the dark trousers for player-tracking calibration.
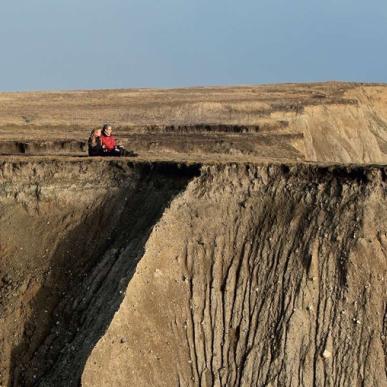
[102,148,123,156]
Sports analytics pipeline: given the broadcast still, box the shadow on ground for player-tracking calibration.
[9,164,200,387]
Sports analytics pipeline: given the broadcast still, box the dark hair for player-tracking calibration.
[102,123,111,131]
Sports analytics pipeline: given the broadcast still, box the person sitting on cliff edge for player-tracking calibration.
[88,128,103,156]
[88,123,136,157]
[100,123,123,156]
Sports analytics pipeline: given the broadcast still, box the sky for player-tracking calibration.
[0,0,386,91]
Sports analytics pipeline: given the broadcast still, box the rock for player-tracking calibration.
[322,350,332,359]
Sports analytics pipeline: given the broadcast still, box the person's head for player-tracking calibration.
[102,123,112,136]
[90,128,101,137]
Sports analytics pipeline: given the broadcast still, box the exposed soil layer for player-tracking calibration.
[82,163,386,387]
[0,140,86,156]
[0,82,386,387]
[0,160,199,386]
[0,160,386,386]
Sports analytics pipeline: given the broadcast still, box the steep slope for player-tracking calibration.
[82,164,386,387]
[0,160,199,387]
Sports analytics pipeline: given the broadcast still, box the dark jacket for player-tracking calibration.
[88,136,103,156]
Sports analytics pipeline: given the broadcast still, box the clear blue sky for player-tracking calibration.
[1,0,386,91]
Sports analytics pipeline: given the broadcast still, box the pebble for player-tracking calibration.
[322,349,332,359]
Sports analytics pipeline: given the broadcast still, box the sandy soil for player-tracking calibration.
[0,83,386,386]
[0,82,386,164]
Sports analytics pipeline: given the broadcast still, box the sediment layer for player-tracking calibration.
[0,160,385,386]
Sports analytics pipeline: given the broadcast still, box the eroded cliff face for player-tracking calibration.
[0,160,198,387]
[82,164,386,387]
[0,161,385,387]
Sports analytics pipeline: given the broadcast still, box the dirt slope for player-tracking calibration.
[0,159,385,386]
[0,160,198,386]
[81,164,386,387]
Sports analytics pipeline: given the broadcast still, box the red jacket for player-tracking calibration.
[101,134,117,151]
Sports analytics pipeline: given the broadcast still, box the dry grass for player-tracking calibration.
[0,82,386,164]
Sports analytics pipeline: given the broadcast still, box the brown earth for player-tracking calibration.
[83,163,386,387]
[0,82,386,163]
[0,82,386,387]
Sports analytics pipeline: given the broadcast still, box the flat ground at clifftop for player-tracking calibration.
[0,82,386,164]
